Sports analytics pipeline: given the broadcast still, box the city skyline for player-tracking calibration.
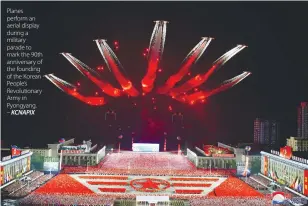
[253,118,280,146]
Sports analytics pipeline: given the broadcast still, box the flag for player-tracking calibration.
[297,181,302,193]
[294,177,299,190]
[11,145,21,157]
[59,138,65,143]
[290,176,298,189]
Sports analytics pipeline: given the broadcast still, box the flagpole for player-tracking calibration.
[59,150,63,172]
[210,163,211,175]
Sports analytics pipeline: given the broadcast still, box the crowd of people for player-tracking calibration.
[99,188,126,193]
[247,174,299,198]
[172,183,211,187]
[102,152,195,170]
[62,166,234,177]
[241,177,268,190]
[88,181,128,186]
[62,152,235,177]
[207,177,264,197]
[14,152,275,205]
[189,197,271,206]
[9,174,54,198]
[19,193,272,206]
[2,171,43,194]
[169,177,219,181]
[34,174,93,194]
[175,189,203,194]
[79,175,129,180]
[250,174,272,186]
[17,171,269,205]
[19,194,115,206]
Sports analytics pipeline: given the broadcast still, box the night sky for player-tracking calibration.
[1,2,308,149]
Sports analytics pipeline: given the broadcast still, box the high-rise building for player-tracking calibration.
[286,136,308,152]
[297,102,308,139]
[254,118,280,146]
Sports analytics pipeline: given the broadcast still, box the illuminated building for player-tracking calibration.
[287,136,308,152]
[260,146,308,196]
[0,149,32,187]
[60,145,106,167]
[187,143,239,169]
[55,138,106,168]
[298,102,308,139]
[21,148,52,157]
[187,148,237,170]
[20,138,107,172]
[218,142,262,175]
[254,118,280,146]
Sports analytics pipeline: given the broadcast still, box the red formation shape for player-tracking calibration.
[207,177,264,197]
[35,174,94,194]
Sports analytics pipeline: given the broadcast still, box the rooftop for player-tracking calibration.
[264,147,308,159]
[288,136,308,140]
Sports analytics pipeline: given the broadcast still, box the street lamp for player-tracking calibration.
[105,110,117,121]
[118,135,123,152]
[131,132,135,151]
[209,162,212,175]
[244,146,251,182]
[163,132,167,152]
[172,113,184,124]
[86,160,89,172]
[177,136,181,155]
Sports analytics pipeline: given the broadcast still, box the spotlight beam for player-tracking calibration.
[157,37,213,94]
[95,39,139,97]
[45,74,106,106]
[141,20,168,93]
[169,45,247,96]
[177,71,251,104]
[62,53,122,97]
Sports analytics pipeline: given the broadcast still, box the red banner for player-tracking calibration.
[212,154,235,158]
[203,145,233,157]
[27,156,31,171]
[280,146,292,159]
[264,156,268,176]
[0,166,3,186]
[304,170,308,196]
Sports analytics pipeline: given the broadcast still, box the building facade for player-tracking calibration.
[260,150,308,196]
[298,102,308,139]
[218,142,261,174]
[187,148,237,169]
[48,138,75,158]
[60,146,106,166]
[287,136,308,152]
[21,148,52,157]
[254,118,280,146]
[0,150,32,186]
[21,138,107,172]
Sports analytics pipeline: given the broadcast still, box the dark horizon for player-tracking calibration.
[1,2,308,149]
